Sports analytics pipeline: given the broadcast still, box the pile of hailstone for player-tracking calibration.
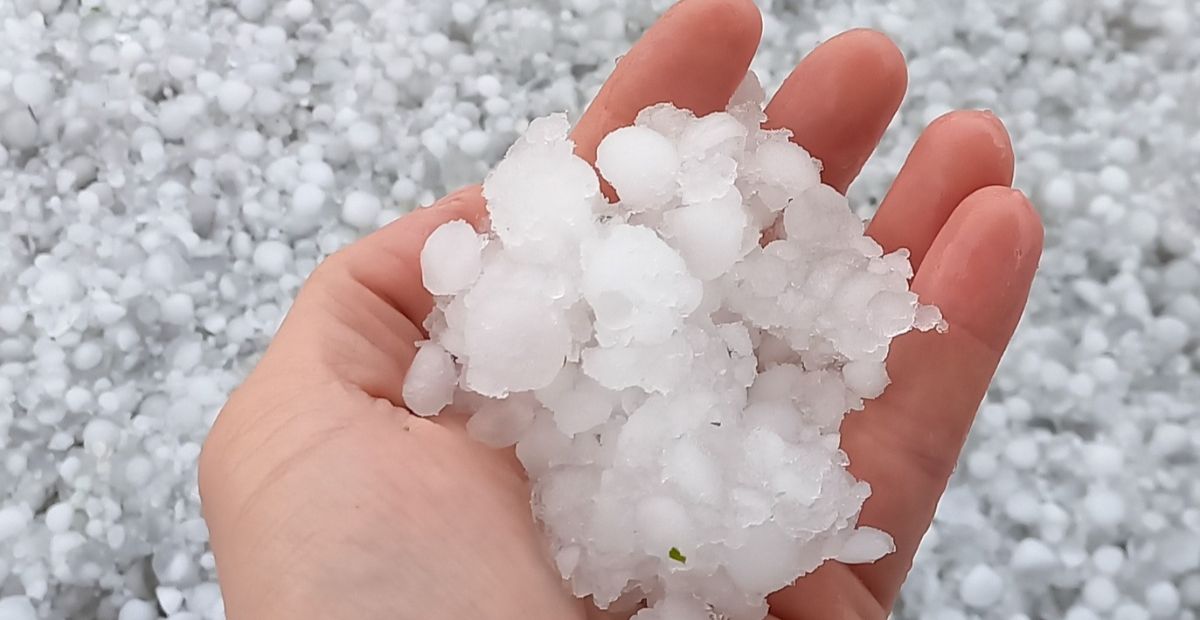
[404,76,944,619]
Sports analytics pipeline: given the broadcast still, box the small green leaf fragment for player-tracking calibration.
[668,546,687,564]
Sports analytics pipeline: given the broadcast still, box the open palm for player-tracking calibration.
[199,1,1043,619]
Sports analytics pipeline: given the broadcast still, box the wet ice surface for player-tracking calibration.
[1,0,1199,618]
[406,87,944,618]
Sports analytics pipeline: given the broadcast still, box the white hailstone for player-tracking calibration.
[347,121,380,151]
[406,95,936,619]
[117,599,157,620]
[13,72,53,107]
[581,224,702,346]
[841,360,890,399]
[83,419,121,456]
[125,456,154,487]
[835,527,896,563]
[160,293,195,326]
[236,0,268,20]
[291,182,326,224]
[1145,582,1180,617]
[1065,607,1101,620]
[420,220,483,295]
[1099,165,1131,195]
[284,0,313,20]
[1113,604,1151,620]
[0,306,25,333]
[1084,486,1127,527]
[1042,176,1076,210]
[341,191,382,229]
[1061,26,1094,58]
[596,125,680,211]
[475,74,502,98]
[34,269,79,305]
[252,240,293,276]
[1,108,39,149]
[155,588,184,615]
[0,506,32,541]
[1004,437,1040,469]
[217,80,254,114]
[1083,576,1120,611]
[1092,545,1125,575]
[1010,538,1057,573]
[44,502,74,534]
[660,193,749,280]
[458,130,489,157]
[401,343,456,416]
[0,597,36,620]
[959,564,1004,608]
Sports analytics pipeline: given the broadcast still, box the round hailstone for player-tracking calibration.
[1,108,39,149]
[475,74,502,98]
[596,125,680,211]
[347,121,381,151]
[420,220,483,296]
[284,0,314,20]
[217,79,254,114]
[402,343,456,416]
[34,269,79,305]
[160,293,195,326]
[458,129,489,157]
[13,72,53,107]
[117,599,158,620]
[44,503,74,534]
[959,564,1004,609]
[661,191,749,280]
[0,596,36,620]
[341,190,382,229]
[252,240,293,276]
[292,183,326,223]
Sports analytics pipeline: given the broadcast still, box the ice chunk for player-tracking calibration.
[536,367,617,436]
[412,92,939,620]
[483,114,599,262]
[421,220,484,295]
[596,126,680,211]
[661,193,750,280]
[466,395,538,448]
[401,343,456,416]
[841,360,889,399]
[724,524,801,594]
[581,224,702,346]
[581,331,691,394]
[835,527,895,563]
[462,294,572,396]
[783,184,862,245]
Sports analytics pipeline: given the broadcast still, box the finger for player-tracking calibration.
[770,187,1042,619]
[845,186,1043,607]
[572,0,762,163]
[866,110,1015,270]
[764,30,907,194]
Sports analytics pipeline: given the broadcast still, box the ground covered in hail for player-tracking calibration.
[0,0,1198,619]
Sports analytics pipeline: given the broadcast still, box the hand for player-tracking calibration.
[198,1,1044,618]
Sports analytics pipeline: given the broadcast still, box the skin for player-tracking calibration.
[198,1,1044,618]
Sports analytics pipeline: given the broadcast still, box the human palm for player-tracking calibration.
[199,1,1043,619]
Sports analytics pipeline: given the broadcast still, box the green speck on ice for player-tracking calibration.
[668,546,686,564]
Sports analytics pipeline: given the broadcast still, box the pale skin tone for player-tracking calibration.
[198,1,1044,618]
